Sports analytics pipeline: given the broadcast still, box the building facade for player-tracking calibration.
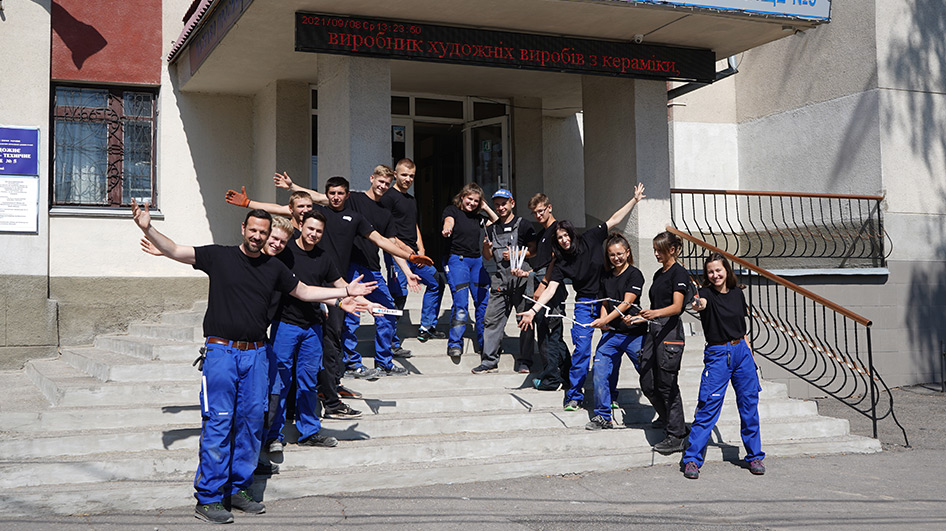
[1,0,942,394]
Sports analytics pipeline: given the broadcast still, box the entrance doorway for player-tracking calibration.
[389,95,510,265]
[413,122,463,264]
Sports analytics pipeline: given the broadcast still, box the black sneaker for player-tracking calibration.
[653,435,686,455]
[684,462,700,479]
[298,433,339,447]
[749,459,766,475]
[379,365,409,376]
[195,502,233,524]
[323,403,362,419]
[228,489,266,514]
[418,328,446,342]
[471,364,498,374]
[266,439,283,454]
[254,461,279,475]
[585,415,613,430]
[337,385,362,399]
[391,346,413,358]
[346,366,381,380]
[447,347,462,358]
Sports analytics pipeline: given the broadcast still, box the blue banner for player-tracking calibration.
[0,127,40,176]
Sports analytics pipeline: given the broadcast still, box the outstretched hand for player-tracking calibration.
[131,198,151,232]
[516,309,535,331]
[691,293,707,311]
[340,297,371,316]
[347,274,378,297]
[633,182,646,202]
[273,172,293,190]
[409,253,434,267]
[225,186,250,207]
[140,237,161,256]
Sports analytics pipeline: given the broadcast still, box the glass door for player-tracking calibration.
[465,116,509,200]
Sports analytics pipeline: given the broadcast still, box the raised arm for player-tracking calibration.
[225,186,292,216]
[480,199,499,223]
[273,171,329,205]
[291,274,376,303]
[132,199,196,265]
[605,183,646,230]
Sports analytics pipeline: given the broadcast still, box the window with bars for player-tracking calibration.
[52,85,157,207]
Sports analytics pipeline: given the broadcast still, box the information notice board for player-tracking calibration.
[0,126,40,234]
[295,12,716,83]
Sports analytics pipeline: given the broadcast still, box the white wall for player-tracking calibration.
[0,0,50,277]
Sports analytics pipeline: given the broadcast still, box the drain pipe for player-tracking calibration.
[667,55,739,101]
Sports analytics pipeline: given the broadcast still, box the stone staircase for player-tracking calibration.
[0,292,881,517]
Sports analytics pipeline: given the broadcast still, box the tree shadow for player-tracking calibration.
[888,1,946,378]
[51,1,107,69]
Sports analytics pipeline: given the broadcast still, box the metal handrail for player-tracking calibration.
[667,226,909,446]
[670,188,885,268]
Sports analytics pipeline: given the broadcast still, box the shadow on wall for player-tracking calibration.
[168,65,254,244]
[890,1,946,378]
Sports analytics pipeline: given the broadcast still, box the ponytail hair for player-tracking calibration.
[604,232,633,270]
[652,231,682,258]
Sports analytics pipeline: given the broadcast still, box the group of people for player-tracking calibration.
[131,159,765,524]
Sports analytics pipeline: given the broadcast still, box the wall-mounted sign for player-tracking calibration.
[626,0,830,20]
[0,126,39,177]
[0,175,40,233]
[296,13,716,83]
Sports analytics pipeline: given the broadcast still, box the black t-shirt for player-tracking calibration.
[648,262,690,311]
[348,192,395,271]
[274,239,342,328]
[313,203,374,273]
[550,223,609,298]
[193,245,298,341]
[530,223,557,271]
[379,188,419,251]
[698,286,748,343]
[442,204,487,258]
[600,265,646,334]
[486,216,536,269]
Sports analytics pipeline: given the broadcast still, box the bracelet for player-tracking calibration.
[345,284,350,297]
[335,297,342,308]
[529,308,537,315]
[540,279,549,286]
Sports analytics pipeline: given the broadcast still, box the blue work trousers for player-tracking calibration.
[683,339,765,467]
[193,340,267,504]
[444,254,489,350]
[385,253,442,331]
[592,331,644,420]
[565,298,601,404]
[266,321,324,443]
[344,264,398,370]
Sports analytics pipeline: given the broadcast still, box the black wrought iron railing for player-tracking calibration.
[668,226,908,447]
[670,189,885,269]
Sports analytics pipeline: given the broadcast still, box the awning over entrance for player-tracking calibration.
[169,0,829,107]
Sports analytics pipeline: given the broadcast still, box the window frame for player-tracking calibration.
[51,84,158,209]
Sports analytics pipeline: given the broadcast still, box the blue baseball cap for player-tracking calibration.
[492,189,513,200]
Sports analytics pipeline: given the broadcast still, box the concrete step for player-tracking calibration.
[94,335,201,363]
[61,347,197,382]
[25,359,196,408]
[0,404,201,434]
[127,323,204,343]
[0,422,874,490]
[0,432,879,517]
[158,310,204,326]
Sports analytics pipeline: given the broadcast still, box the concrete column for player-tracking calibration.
[634,79,673,274]
[253,80,310,204]
[581,76,671,277]
[511,96,543,205]
[317,55,391,192]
